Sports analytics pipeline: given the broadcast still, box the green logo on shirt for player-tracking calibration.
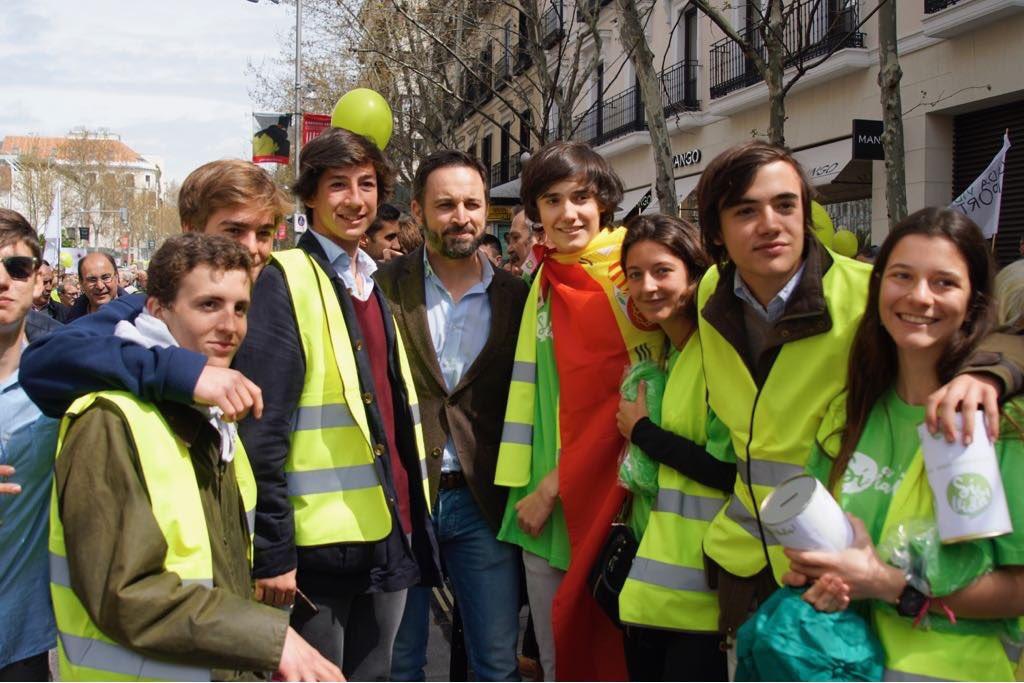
[946,473,993,518]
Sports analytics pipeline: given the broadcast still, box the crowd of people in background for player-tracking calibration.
[1,128,1024,683]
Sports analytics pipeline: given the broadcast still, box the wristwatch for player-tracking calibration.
[896,571,931,617]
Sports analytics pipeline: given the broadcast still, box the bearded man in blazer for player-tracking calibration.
[376,150,528,682]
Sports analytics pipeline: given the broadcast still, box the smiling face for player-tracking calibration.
[0,241,40,334]
[80,253,118,310]
[536,177,604,253]
[718,160,806,303]
[149,265,251,368]
[413,164,486,260]
[879,234,971,357]
[307,162,379,250]
[193,204,277,279]
[624,239,693,325]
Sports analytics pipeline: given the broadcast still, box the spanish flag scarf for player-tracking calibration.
[497,227,665,680]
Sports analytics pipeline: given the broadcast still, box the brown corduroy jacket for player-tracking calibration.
[375,247,529,531]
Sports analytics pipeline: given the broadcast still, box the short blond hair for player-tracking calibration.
[178,159,289,231]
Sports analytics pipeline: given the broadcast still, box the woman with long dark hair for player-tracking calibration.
[614,213,735,681]
[784,207,1024,681]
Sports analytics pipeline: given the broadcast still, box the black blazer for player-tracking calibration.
[234,232,441,593]
[375,247,529,531]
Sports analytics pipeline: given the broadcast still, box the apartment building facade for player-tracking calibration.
[454,0,1024,262]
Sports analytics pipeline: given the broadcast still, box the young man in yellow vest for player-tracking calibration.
[691,141,1023,671]
[50,233,341,681]
[232,127,440,678]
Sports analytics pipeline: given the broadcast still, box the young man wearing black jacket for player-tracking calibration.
[234,127,440,679]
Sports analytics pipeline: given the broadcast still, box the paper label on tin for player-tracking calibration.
[918,411,1011,543]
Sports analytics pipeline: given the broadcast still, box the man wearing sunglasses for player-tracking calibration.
[65,252,125,323]
[0,209,60,681]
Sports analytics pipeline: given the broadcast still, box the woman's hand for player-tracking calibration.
[783,514,905,603]
[515,468,559,537]
[926,373,1000,445]
[616,381,649,440]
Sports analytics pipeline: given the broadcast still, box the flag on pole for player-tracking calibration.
[950,131,1012,238]
[43,185,62,266]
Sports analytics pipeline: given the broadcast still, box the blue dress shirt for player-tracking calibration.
[733,262,807,323]
[423,249,494,473]
[310,231,378,301]
[0,367,59,667]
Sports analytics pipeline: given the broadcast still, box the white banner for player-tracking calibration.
[43,185,62,266]
[951,132,1012,238]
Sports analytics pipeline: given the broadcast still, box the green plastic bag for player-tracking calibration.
[619,360,666,536]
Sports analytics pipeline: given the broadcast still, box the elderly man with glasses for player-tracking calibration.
[66,253,125,322]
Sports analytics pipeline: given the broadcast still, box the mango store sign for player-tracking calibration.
[672,148,702,169]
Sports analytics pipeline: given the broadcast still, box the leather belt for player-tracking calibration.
[438,471,467,490]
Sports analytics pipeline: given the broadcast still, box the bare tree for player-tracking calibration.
[614,0,677,216]
[13,153,60,230]
[877,0,906,226]
[692,0,886,145]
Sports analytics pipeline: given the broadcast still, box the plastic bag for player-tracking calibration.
[877,518,994,599]
[618,361,666,536]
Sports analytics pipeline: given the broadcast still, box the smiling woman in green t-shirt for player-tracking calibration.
[785,207,1024,682]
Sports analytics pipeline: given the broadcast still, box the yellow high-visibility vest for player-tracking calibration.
[618,333,730,632]
[698,253,870,582]
[49,391,256,681]
[271,249,428,547]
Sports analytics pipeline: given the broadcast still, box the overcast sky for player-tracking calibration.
[1,0,295,186]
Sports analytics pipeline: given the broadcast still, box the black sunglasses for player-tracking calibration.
[1,256,38,280]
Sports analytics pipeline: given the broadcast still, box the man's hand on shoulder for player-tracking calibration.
[193,364,263,422]
[0,465,21,495]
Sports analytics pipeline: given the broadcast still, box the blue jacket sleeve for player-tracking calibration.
[234,266,305,578]
[19,294,207,417]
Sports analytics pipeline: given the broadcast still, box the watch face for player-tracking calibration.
[898,586,928,617]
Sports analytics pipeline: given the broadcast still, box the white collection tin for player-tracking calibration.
[918,411,1012,544]
[760,474,854,552]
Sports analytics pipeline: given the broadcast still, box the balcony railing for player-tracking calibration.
[709,0,864,99]
[925,0,962,11]
[576,0,613,22]
[541,4,564,48]
[495,57,510,90]
[490,161,505,187]
[514,45,533,74]
[558,59,701,147]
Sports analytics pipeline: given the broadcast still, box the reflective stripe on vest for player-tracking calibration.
[495,271,544,487]
[272,249,430,546]
[698,254,870,582]
[618,335,728,633]
[49,391,229,682]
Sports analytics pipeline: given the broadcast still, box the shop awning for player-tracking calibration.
[615,186,652,221]
[793,137,872,201]
[489,178,521,201]
[633,174,701,216]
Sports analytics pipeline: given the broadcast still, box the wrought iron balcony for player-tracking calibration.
[661,59,701,114]
[541,4,564,48]
[495,57,510,90]
[709,0,865,99]
[576,0,613,22]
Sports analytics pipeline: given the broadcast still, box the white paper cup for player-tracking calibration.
[760,474,854,551]
[918,410,1012,544]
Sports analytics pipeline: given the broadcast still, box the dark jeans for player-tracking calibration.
[624,627,727,682]
[0,652,49,682]
[291,587,407,681]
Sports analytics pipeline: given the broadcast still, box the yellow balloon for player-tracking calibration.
[330,88,393,149]
[811,201,834,249]
[59,252,73,268]
[832,229,859,258]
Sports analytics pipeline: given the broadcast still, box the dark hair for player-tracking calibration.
[367,203,401,238]
[621,213,711,321]
[147,233,252,307]
[277,114,291,127]
[520,141,623,228]
[696,140,814,265]
[412,150,488,208]
[0,208,43,262]
[480,233,502,251]
[827,207,996,490]
[293,127,396,222]
[77,251,118,280]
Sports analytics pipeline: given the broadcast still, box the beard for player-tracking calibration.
[426,222,482,259]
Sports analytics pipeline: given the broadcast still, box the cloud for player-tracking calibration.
[3,0,295,184]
